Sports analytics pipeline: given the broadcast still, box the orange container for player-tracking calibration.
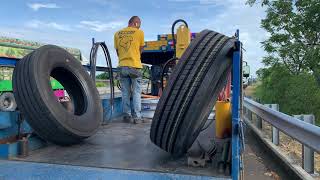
[215,101,232,139]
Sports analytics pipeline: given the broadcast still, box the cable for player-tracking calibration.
[116,80,121,90]
[160,57,177,90]
[89,40,115,114]
[160,19,188,91]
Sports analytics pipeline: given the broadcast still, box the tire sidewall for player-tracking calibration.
[31,45,103,137]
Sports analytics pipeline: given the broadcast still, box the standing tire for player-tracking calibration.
[13,45,103,145]
[150,30,235,155]
[0,92,17,111]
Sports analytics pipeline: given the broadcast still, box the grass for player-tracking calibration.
[96,81,106,87]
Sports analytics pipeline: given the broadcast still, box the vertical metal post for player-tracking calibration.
[244,107,250,122]
[302,115,315,174]
[253,99,261,129]
[92,38,95,45]
[293,114,315,173]
[231,29,241,180]
[265,104,279,145]
[256,116,262,129]
[248,110,252,121]
[243,107,247,119]
[271,104,279,146]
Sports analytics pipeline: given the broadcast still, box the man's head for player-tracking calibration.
[128,16,141,29]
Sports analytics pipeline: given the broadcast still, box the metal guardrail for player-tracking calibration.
[243,97,320,153]
[243,97,320,177]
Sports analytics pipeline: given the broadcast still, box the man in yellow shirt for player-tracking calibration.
[114,16,144,124]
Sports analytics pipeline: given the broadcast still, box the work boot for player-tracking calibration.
[133,118,144,124]
[123,115,133,123]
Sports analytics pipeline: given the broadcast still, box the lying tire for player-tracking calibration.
[13,45,103,145]
[0,92,17,111]
[150,30,235,155]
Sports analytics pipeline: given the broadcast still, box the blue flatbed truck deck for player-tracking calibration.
[0,30,244,180]
[1,121,230,179]
[0,119,290,180]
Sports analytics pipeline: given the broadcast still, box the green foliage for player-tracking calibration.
[248,0,320,83]
[142,65,151,79]
[255,65,320,125]
[96,72,109,79]
[95,81,105,87]
[246,0,270,6]
[248,0,320,125]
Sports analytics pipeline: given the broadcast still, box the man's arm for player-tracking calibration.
[140,31,145,54]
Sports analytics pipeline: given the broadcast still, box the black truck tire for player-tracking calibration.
[13,45,103,145]
[150,30,235,155]
[0,92,17,111]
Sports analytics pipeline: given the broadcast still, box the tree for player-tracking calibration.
[254,64,320,125]
[248,0,320,84]
[96,72,109,79]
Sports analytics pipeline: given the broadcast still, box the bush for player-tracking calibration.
[95,82,105,87]
[96,73,109,79]
[255,65,320,126]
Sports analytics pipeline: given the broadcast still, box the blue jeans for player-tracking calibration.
[119,67,142,119]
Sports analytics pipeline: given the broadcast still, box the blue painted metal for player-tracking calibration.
[0,111,45,159]
[231,29,241,180]
[0,135,46,159]
[0,112,32,139]
[0,160,225,180]
[0,57,17,66]
[83,65,119,72]
[101,95,123,123]
[0,112,12,129]
[0,144,11,158]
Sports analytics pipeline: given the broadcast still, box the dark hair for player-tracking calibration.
[128,16,139,24]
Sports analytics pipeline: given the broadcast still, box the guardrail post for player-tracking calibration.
[265,104,279,145]
[297,114,315,174]
[244,97,320,154]
[247,108,252,121]
[256,116,262,129]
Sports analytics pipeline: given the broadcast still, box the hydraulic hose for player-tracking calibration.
[89,41,114,111]
[171,19,188,59]
[161,57,177,90]
[160,19,188,91]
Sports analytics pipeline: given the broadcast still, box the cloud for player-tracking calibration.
[168,0,196,2]
[27,3,60,11]
[204,0,267,76]
[26,20,72,31]
[79,21,124,32]
[88,0,115,5]
[168,0,267,76]
[199,0,234,5]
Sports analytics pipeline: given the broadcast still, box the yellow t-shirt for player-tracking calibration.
[114,27,144,69]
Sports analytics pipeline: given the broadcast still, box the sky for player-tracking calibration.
[0,0,268,76]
